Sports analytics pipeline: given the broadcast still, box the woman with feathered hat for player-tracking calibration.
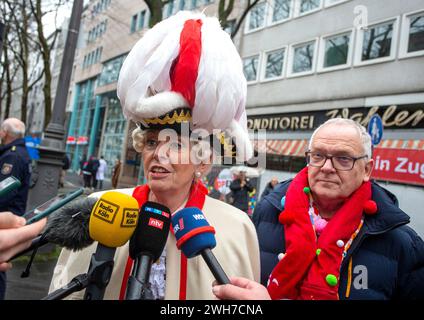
[48,11,259,300]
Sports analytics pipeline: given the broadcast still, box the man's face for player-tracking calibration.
[307,124,374,204]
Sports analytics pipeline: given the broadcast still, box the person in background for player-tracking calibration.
[230,170,253,214]
[59,153,70,188]
[89,156,100,190]
[0,118,32,300]
[260,177,278,201]
[111,158,121,189]
[95,156,107,190]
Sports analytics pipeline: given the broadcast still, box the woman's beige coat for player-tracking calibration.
[49,188,260,299]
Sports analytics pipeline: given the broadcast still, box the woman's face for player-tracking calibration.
[142,130,198,195]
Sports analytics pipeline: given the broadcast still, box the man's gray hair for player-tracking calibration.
[1,118,26,139]
[308,118,372,158]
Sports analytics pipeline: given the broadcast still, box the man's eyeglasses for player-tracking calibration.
[305,151,368,171]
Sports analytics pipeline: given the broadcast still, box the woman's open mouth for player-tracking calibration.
[149,165,171,178]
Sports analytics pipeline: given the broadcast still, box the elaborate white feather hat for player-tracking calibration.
[117,11,252,161]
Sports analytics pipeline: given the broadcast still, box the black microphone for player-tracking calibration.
[9,197,97,261]
[125,201,171,300]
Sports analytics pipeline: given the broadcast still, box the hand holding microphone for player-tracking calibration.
[171,207,230,285]
[0,212,46,271]
[44,191,140,300]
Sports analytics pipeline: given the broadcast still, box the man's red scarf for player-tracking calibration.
[267,167,371,300]
[118,181,208,300]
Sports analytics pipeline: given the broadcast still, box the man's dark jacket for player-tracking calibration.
[230,179,253,212]
[0,138,31,216]
[252,180,424,299]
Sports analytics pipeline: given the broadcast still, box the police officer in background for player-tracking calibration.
[0,118,31,299]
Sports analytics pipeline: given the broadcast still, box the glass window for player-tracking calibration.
[163,0,174,18]
[191,0,198,9]
[292,41,315,73]
[326,0,345,5]
[248,2,266,30]
[362,21,394,61]
[138,10,146,30]
[243,55,259,82]
[265,49,285,79]
[300,0,321,14]
[272,0,291,23]
[323,33,350,68]
[408,14,424,53]
[98,54,127,86]
[179,0,186,10]
[130,14,137,33]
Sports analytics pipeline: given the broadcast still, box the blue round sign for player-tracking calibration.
[367,115,383,146]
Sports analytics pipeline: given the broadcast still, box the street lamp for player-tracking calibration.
[27,0,84,209]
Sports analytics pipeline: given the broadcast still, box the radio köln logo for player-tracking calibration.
[148,217,164,230]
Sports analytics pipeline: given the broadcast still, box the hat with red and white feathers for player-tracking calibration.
[117,11,252,161]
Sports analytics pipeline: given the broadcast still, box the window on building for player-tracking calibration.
[408,13,424,53]
[243,55,259,82]
[98,54,127,86]
[292,41,315,74]
[248,2,266,31]
[191,0,198,9]
[130,14,137,33]
[272,0,292,23]
[323,32,351,68]
[299,0,321,15]
[138,10,146,30]
[163,0,175,18]
[179,0,186,10]
[264,49,285,79]
[101,97,126,177]
[361,21,394,61]
[325,0,347,6]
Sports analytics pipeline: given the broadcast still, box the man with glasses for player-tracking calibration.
[212,118,424,300]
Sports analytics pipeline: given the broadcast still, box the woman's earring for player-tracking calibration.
[195,171,202,178]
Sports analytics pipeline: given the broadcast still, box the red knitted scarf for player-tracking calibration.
[267,167,371,300]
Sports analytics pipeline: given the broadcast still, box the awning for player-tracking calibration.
[253,139,308,157]
[253,139,424,157]
[377,139,424,150]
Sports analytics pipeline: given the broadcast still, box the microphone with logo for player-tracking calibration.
[125,201,171,300]
[44,191,139,300]
[171,207,230,285]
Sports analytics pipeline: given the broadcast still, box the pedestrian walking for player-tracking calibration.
[229,170,254,214]
[111,158,121,189]
[95,156,107,190]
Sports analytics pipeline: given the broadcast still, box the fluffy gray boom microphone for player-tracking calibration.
[10,197,98,261]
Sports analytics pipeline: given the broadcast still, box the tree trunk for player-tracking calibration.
[145,0,165,28]
[32,0,52,129]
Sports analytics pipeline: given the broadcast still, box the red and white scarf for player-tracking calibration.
[267,167,371,300]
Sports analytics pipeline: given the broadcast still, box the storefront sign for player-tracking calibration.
[372,148,424,186]
[247,104,424,132]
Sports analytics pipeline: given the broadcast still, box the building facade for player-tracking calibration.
[239,0,424,234]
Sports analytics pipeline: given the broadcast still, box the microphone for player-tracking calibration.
[171,207,230,285]
[9,197,98,261]
[43,191,139,300]
[84,191,140,300]
[125,201,171,300]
